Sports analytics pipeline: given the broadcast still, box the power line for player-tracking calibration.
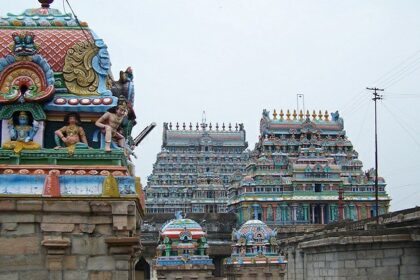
[381,102,420,149]
[64,0,92,45]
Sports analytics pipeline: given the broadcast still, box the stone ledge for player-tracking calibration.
[298,234,414,249]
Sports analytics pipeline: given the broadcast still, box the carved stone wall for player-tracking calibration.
[0,198,142,280]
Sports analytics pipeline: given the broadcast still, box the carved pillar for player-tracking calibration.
[262,205,267,221]
[366,205,371,218]
[311,204,315,224]
[272,204,277,222]
[320,204,325,224]
[42,238,71,279]
[292,204,297,223]
[356,204,361,220]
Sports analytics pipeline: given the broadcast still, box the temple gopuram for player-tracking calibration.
[225,219,287,279]
[152,212,214,279]
[0,1,145,279]
[145,122,249,214]
[228,109,390,226]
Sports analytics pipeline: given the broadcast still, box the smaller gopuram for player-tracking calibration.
[152,212,214,280]
[146,121,249,214]
[225,219,287,279]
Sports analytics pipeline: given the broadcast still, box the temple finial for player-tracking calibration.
[273,109,277,120]
[39,0,54,8]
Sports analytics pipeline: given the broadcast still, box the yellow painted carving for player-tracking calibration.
[135,176,142,195]
[102,174,120,197]
[63,41,100,96]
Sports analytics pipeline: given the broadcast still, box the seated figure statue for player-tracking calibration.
[95,97,128,152]
[54,113,89,155]
[2,111,40,154]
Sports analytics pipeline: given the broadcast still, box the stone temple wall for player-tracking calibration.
[0,198,142,280]
[281,207,420,280]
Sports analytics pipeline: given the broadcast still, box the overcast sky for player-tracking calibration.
[3,1,420,211]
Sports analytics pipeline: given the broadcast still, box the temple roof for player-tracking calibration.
[163,122,248,147]
[0,0,119,112]
[160,216,205,240]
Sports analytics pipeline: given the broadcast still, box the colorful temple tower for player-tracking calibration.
[152,212,214,279]
[228,109,390,226]
[145,122,249,214]
[225,219,287,279]
[0,1,145,278]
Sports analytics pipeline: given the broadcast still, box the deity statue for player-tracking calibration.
[2,111,40,154]
[54,113,89,155]
[95,97,128,152]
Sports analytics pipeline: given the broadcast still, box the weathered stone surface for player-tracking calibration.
[89,271,112,280]
[72,236,107,255]
[0,214,36,223]
[43,201,91,213]
[16,200,42,211]
[0,255,44,271]
[41,223,75,232]
[64,271,89,280]
[0,236,40,255]
[0,273,18,280]
[63,256,78,270]
[87,256,115,271]
[0,199,16,211]
[19,271,49,280]
[2,222,17,231]
[79,224,96,233]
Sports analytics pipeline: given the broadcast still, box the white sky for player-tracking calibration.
[3,1,420,211]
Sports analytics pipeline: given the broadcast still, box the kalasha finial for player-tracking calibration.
[39,0,54,8]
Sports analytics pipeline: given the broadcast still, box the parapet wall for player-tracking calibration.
[0,198,142,280]
[281,207,420,280]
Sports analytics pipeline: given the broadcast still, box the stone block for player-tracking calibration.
[41,223,75,233]
[383,248,403,258]
[356,259,375,268]
[72,236,107,255]
[43,201,91,213]
[403,247,420,256]
[112,215,128,230]
[87,256,115,271]
[400,265,420,275]
[0,200,15,211]
[113,271,129,280]
[78,256,88,270]
[0,213,35,223]
[64,271,89,280]
[19,271,49,280]
[90,202,112,213]
[63,256,78,270]
[337,251,356,260]
[15,223,36,235]
[116,260,129,270]
[79,224,96,233]
[0,273,18,280]
[402,255,420,265]
[382,257,401,266]
[94,225,113,235]
[367,266,398,278]
[89,271,112,280]
[0,255,43,271]
[0,236,40,255]
[16,200,42,211]
[344,260,355,268]
[2,222,17,231]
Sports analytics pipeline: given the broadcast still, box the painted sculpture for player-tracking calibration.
[95,97,128,152]
[0,1,145,203]
[2,111,40,154]
[54,113,89,155]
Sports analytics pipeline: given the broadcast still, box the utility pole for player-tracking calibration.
[367,87,384,223]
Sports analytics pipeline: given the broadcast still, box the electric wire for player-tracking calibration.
[381,103,420,149]
[64,0,92,45]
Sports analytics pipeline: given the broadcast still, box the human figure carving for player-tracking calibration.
[54,112,89,155]
[95,97,128,152]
